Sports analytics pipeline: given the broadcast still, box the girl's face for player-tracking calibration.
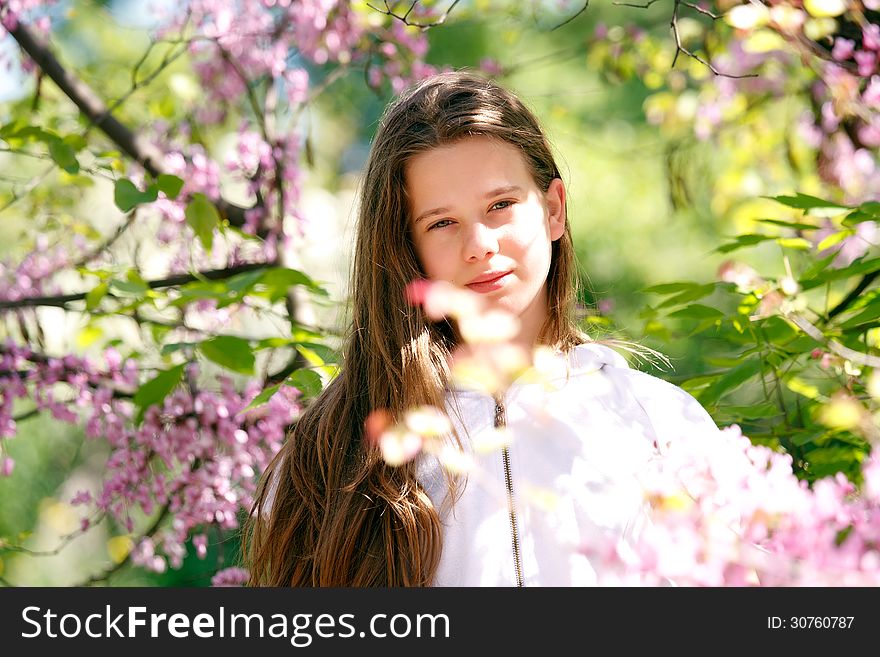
[406,135,566,346]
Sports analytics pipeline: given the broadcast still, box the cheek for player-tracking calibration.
[414,237,452,279]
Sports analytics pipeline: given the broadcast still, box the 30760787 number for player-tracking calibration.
[767,616,854,629]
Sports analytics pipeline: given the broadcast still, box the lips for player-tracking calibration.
[466,270,511,293]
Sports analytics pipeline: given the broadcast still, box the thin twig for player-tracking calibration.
[367,0,461,28]
[0,164,54,214]
[682,1,721,19]
[551,1,589,31]
[669,0,757,78]
[7,21,253,228]
[614,0,660,8]
[70,212,138,269]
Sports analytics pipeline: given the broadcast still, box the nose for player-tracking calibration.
[463,221,499,262]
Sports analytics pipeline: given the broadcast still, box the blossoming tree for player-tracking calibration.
[1,0,879,586]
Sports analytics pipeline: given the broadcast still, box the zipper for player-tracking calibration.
[494,395,524,587]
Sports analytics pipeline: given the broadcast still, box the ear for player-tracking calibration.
[545,178,566,242]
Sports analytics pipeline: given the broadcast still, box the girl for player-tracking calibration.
[244,70,721,586]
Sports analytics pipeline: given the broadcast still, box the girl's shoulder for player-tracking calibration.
[578,341,721,446]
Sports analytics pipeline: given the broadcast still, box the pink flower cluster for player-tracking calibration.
[0,339,301,573]
[730,7,880,202]
[210,566,249,586]
[224,126,305,239]
[0,235,74,302]
[0,0,54,34]
[152,146,222,246]
[0,342,132,447]
[589,425,880,586]
[88,368,299,572]
[0,0,56,73]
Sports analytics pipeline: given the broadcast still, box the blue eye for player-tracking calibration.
[491,200,513,211]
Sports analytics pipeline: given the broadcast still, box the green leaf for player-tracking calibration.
[151,323,172,344]
[775,237,812,250]
[755,218,821,231]
[77,325,103,349]
[717,403,780,419]
[800,256,880,290]
[185,193,220,251]
[254,337,295,350]
[678,374,719,394]
[699,358,763,405]
[846,288,880,312]
[715,234,774,254]
[199,335,255,375]
[784,376,820,400]
[47,139,80,174]
[255,267,328,301]
[667,304,725,320]
[108,278,148,297]
[287,368,323,398]
[114,178,158,212]
[657,284,716,309]
[816,230,852,252]
[798,252,838,283]
[291,327,325,343]
[242,382,282,412]
[160,342,197,356]
[838,301,880,329]
[296,342,339,366]
[134,364,186,424]
[85,282,108,311]
[226,268,268,293]
[789,430,827,447]
[767,193,849,211]
[0,119,28,139]
[156,174,184,199]
[62,134,88,152]
[842,209,877,227]
[640,282,701,295]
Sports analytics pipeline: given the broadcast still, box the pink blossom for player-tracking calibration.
[864,25,880,52]
[863,76,880,109]
[832,38,855,62]
[855,51,878,78]
[211,566,249,586]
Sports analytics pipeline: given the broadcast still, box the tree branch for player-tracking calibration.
[7,21,253,228]
[0,262,268,311]
[827,272,880,321]
[786,312,880,367]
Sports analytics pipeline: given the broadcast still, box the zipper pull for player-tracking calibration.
[493,397,506,429]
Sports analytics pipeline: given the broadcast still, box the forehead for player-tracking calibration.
[405,136,534,204]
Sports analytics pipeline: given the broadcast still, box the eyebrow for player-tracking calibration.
[413,185,524,224]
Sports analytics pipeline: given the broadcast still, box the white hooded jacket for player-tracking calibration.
[416,342,722,586]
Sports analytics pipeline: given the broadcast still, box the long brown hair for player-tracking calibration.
[244,70,584,586]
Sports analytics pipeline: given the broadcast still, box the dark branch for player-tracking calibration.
[0,262,268,311]
[827,272,880,321]
[7,21,253,228]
